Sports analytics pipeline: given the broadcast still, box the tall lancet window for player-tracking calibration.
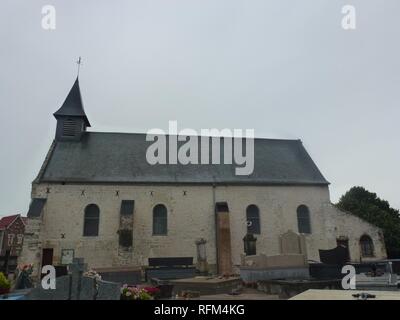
[153,204,167,235]
[246,205,260,234]
[83,204,100,236]
[297,205,311,234]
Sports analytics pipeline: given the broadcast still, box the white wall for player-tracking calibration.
[21,182,386,271]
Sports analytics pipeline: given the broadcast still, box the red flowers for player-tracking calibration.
[120,285,161,300]
[143,286,160,295]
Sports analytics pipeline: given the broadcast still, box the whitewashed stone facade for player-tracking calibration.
[20,183,386,277]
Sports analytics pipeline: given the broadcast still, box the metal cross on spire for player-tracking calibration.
[76,56,82,77]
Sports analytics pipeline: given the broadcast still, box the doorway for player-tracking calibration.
[41,248,54,267]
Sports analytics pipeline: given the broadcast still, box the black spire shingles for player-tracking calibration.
[53,78,91,127]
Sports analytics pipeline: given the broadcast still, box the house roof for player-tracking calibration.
[53,78,91,126]
[0,214,24,230]
[36,132,329,186]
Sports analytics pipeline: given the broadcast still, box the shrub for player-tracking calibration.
[0,272,11,289]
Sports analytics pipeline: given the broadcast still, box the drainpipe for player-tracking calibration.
[212,183,218,275]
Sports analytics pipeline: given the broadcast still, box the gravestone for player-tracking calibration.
[97,280,122,300]
[280,230,301,254]
[26,275,71,300]
[69,258,87,300]
[79,276,97,300]
[280,230,307,257]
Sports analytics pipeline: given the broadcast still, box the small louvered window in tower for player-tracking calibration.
[63,119,76,137]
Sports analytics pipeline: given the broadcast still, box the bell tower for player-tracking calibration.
[53,77,91,141]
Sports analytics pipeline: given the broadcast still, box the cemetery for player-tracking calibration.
[1,228,399,300]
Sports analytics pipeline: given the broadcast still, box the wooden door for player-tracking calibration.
[41,248,54,267]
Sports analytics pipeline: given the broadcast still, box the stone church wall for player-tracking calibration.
[21,183,386,274]
[323,204,386,262]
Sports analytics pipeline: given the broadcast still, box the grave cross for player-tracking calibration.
[69,258,87,300]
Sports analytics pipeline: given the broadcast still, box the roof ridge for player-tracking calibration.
[85,131,301,142]
[34,139,57,184]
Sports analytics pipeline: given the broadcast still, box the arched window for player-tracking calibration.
[153,204,167,235]
[246,205,260,234]
[297,205,311,234]
[83,204,100,236]
[360,235,374,257]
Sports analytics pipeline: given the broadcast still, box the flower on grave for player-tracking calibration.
[18,263,33,272]
[18,263,33,274]
[83,269,102,281]
[143,286,161,296]
[120,285,158,300]
[138,290,152,300]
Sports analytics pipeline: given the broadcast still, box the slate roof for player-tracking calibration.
[36,132,329,185]
[27,199,47,218]
[53,78,91,126]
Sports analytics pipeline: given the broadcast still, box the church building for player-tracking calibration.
[20,78,386,278]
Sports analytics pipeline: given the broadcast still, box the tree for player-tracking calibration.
[336,186,400,258]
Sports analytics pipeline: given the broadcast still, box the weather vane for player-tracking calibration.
[76,56,82,77]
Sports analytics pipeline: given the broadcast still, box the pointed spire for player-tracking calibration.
[53,77,91,127]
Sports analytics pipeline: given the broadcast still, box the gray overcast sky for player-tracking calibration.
[0,0,399,217]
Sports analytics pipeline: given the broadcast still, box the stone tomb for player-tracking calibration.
[170,276,242,296]
[25,258,121,300]
[240,230,309,282]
